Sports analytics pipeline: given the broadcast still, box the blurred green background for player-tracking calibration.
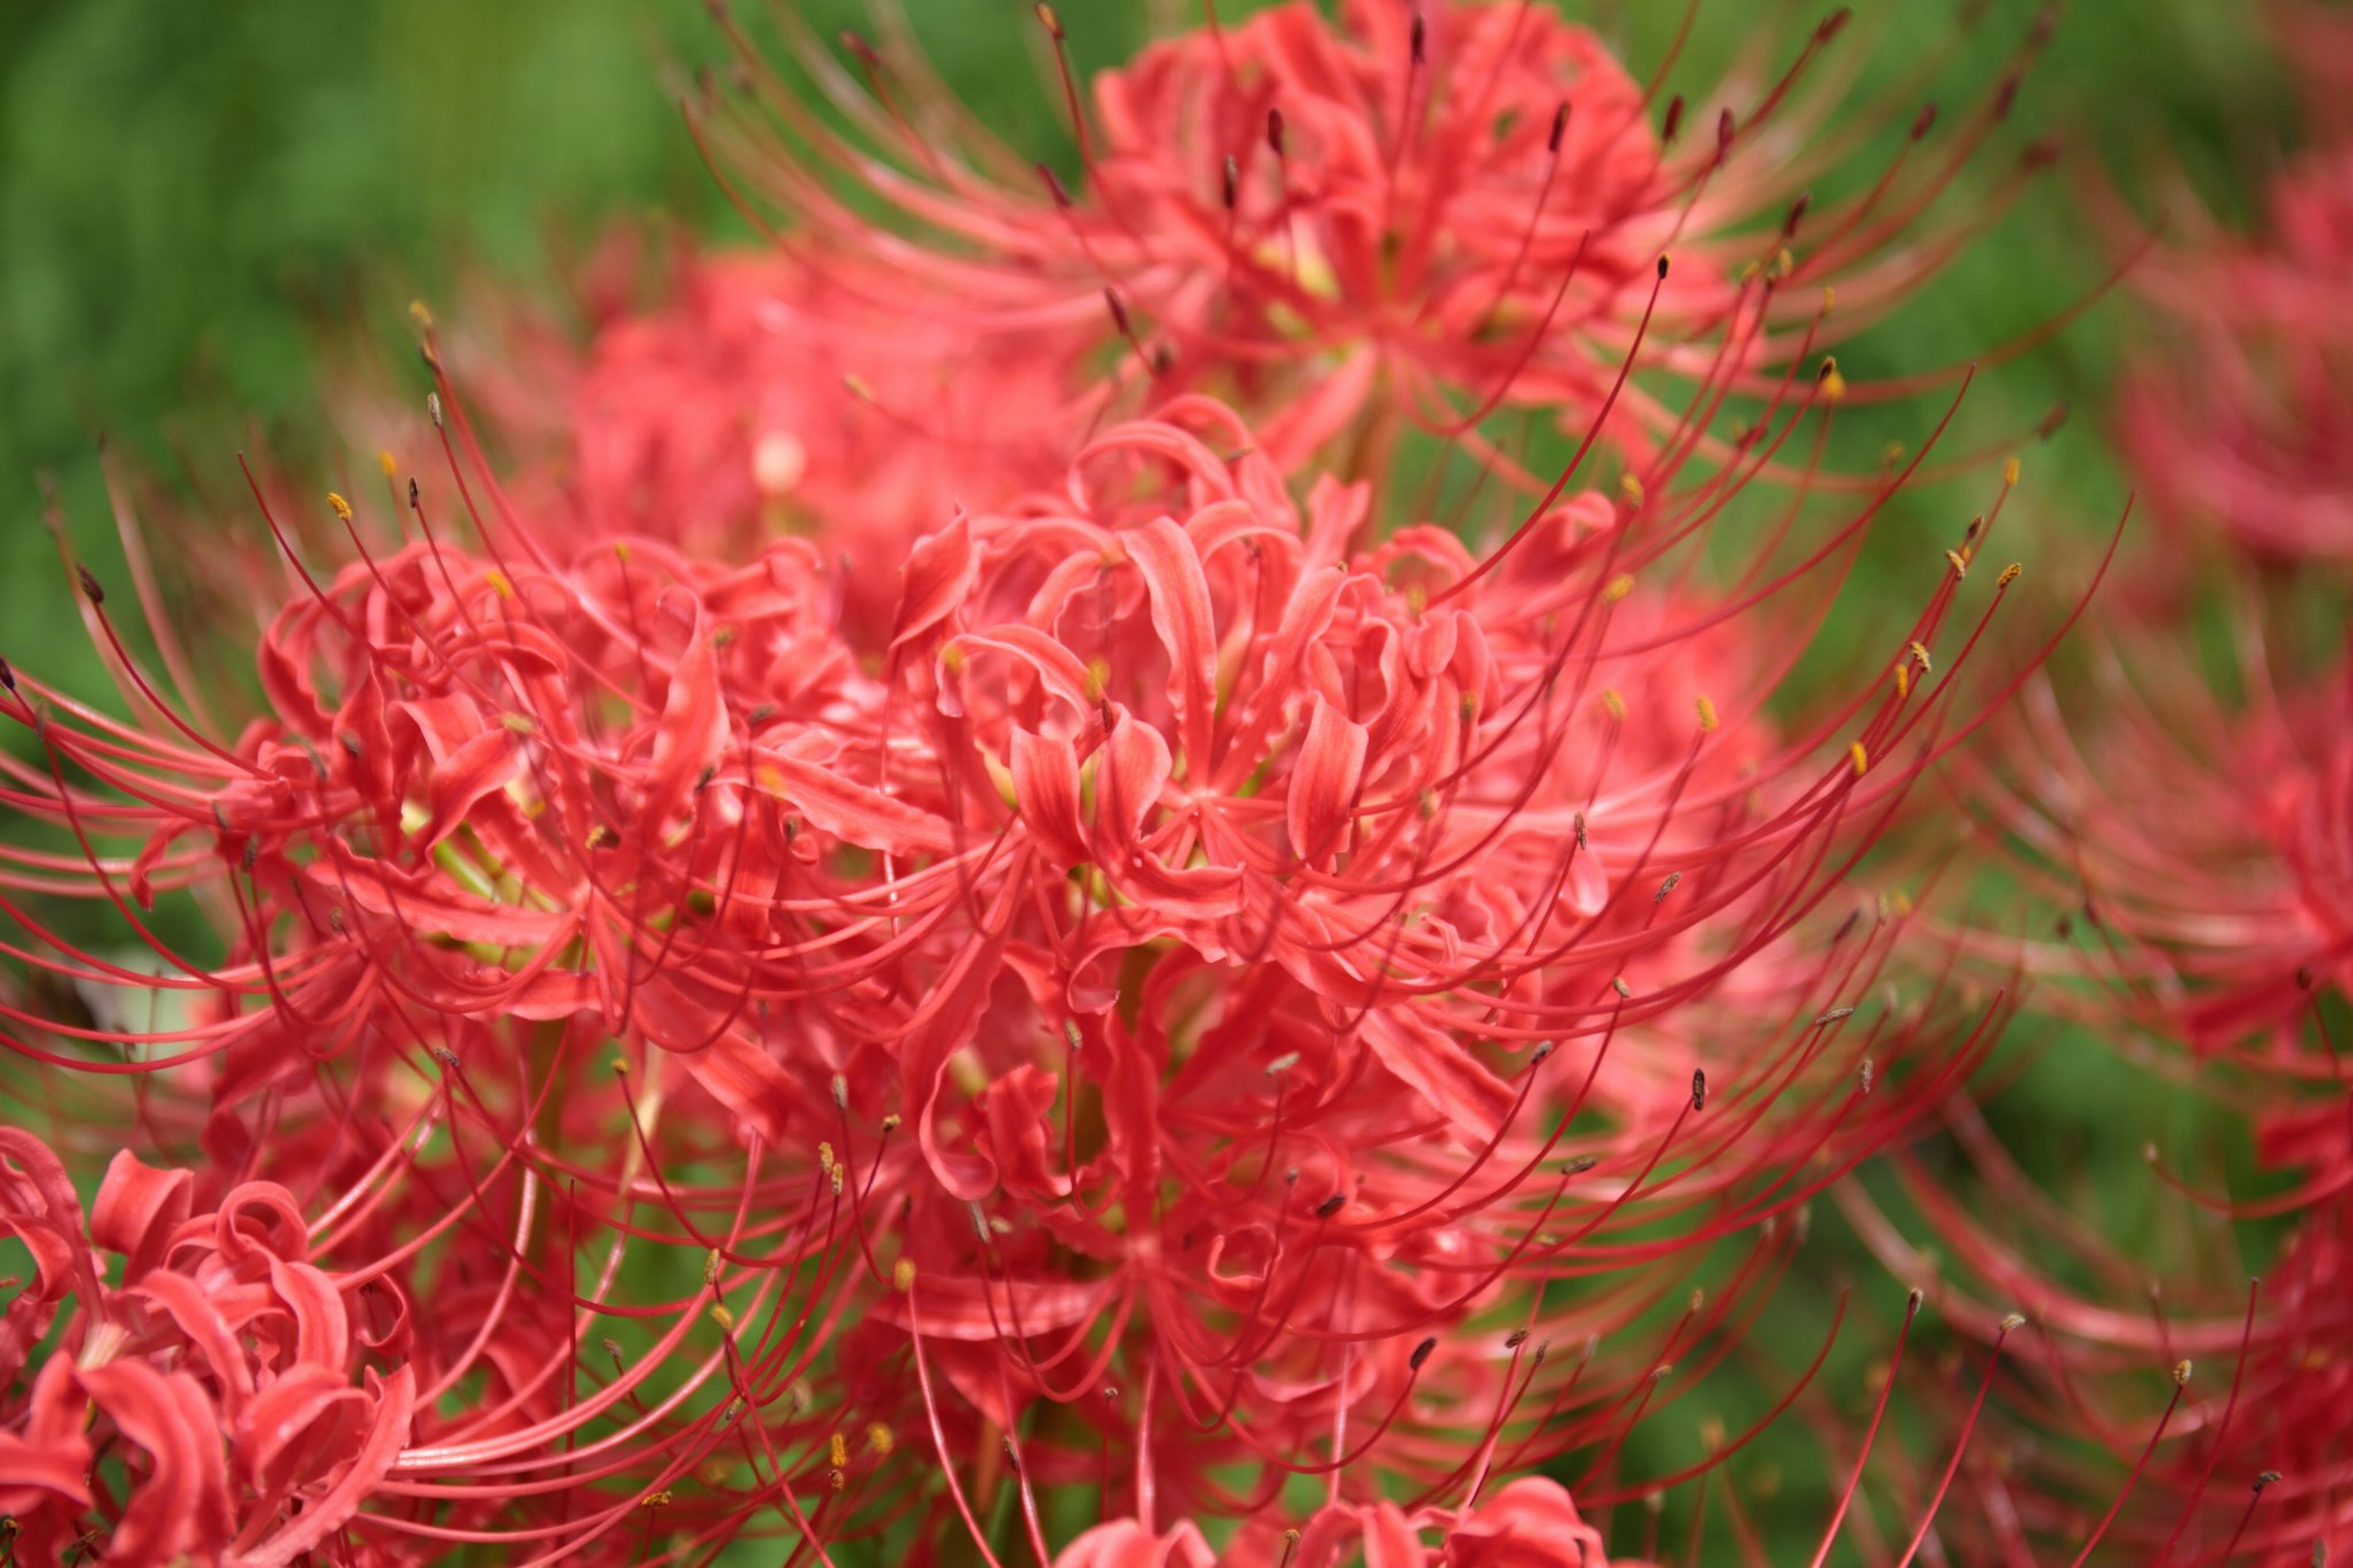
[0,0,2318,1560]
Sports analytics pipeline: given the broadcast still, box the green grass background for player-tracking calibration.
[0,0,2320,1561]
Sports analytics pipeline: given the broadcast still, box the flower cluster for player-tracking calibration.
[9,1,2310,1565]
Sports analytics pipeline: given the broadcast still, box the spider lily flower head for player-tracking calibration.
[2119,142,2353,567]
[550,249,1091,646]
[0,1132,415,1566]
[1968,624,2352,1053]
[695,0,2063,487]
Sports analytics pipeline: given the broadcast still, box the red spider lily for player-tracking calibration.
[0,356,2069,1560]
[531,250,1090,646]
[1962,618,2352,1051]
[2119,142,2353,566]
[689,0,2066,491]
[0,1131,415,1567]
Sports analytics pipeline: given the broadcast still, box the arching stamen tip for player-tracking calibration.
[1689,1069,1707,1111]
[1906,1286,1925,1316]
[1996,562,2022,588]
[1662,94,1685,143]
[831,1073,850,1112]
[1611,975,1632,1000]
[1818,6,1852,40]
[1267,106,1286,156]
[1409,1336,1438,1371]
[76,565,104,605]
[1563,1154,1597,1175]
[2254,1470,2281,1492]
[1912,102,1939,140]
[1998,1312,2026,1332]
[1656,254,1670,281]
[326,490,353,523]
[1505,1328,1530,1350]
[1314,1192,1346,1219]
[2171,1358,2192,1387]
[1409,10,1426,64]
[1548,101,1569,154]
[1034,2,1063,40]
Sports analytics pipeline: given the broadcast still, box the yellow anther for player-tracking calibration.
[1772,246,1795,281]
[1084,657,1112,703]
[1944,550,1968,580]
[829,1165,844,1196]
[940,643,968,676]
[1405,583,1428,616]
[703,1249,724,1287]
[893,1258,916,1292]
[326,492,353,523]
[1695,694,1719,733]
[2172,1359,2194,1387]
[828,1468,847,1491]
[1602,574,1634,603]
[485,569,515,601]
[1996,562,2023,588]
[817,1142,835,1175]
[1618,473,1645,507]
[1849,741,1869,777]
[867,1423,895,1457]
[499,713,536,735]
[611,1056,629,1075]
[1600,689,1627,722]
[1821,285,1836,316]
[1908,640,1933,673]
[1034,2,1063,38]
[409,300,435,330]
[1819,362,1847,403]
[1891,890,1912,916]
[1736,259,1762,286]
[2002,455,2021,488]
[377,450,396,479]
[640,1490,672,1509]
[613,540,632,563]
[843,373,874,403]
[830,1431,849,1469]
[709,1303,735,1331]
[1895,665,1911,699]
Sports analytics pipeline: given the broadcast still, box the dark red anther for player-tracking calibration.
[1656,254,1670,281]
[2021,134,2061,171]
[1912,102,1939,140]
[839,29,880,65]
[407,478,420,508]
[1409,1336,1438,1371]
[1548,101,1569,154]
[1690,1069,1707,1111]
[1267,106,1286,157]
[0,654,14,692]
[1104,287,1133,338]
[1409,11,1425,64]
[1994,71,2021,120]
[1716,107,1735,156]
[1314,1192,1345,1219]
[1661,94,1684,143]
[77,565,103,605]
[1783,190,1812,238]
[1222,154,1239,210]
[1817,7,1851,41]
[2037,401,2071,439]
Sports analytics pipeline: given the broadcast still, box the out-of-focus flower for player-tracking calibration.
[2121,146,2353,566]
[699,0,2061,483]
